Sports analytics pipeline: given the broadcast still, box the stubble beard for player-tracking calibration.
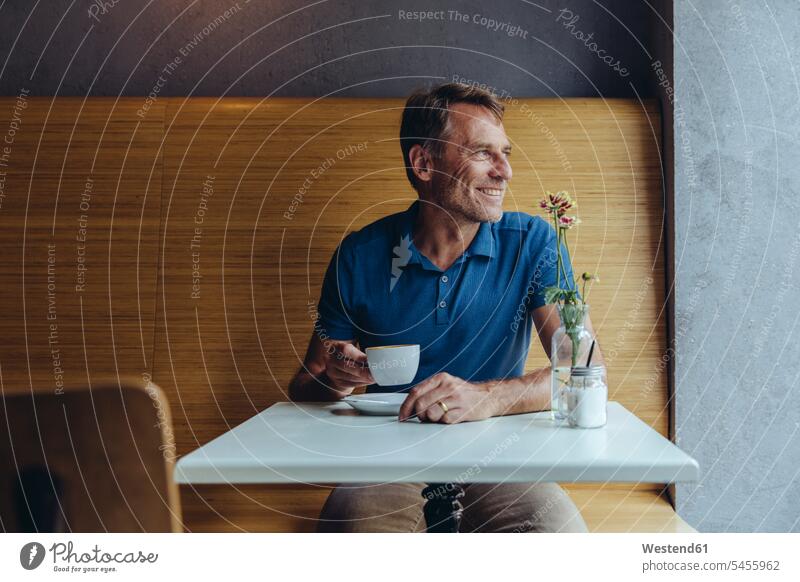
[433,176,504,225]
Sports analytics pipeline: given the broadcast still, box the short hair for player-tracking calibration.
[399,82,505,189]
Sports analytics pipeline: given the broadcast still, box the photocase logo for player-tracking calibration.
[20,542,46,570]
[390,234,412,292]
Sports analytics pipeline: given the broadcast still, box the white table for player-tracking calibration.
[175,401,699,485]
[176,401,698,531]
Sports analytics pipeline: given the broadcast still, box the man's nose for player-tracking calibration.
[490,154,512,182]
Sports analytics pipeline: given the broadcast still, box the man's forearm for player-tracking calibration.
[482,366,552,416]
[483,344,606,417]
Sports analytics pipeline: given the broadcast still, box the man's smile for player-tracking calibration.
[475,186,506,202]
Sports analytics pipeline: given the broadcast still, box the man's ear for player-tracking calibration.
[408,144,434,184]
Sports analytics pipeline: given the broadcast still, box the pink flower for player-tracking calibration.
[558,215,581,229]
[540,190,577,217]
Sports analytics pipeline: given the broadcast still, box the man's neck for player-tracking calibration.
[412,201,480,272]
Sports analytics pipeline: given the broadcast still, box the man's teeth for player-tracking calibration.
[478,188,504,196]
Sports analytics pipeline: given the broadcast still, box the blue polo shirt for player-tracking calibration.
[316,200,578,393]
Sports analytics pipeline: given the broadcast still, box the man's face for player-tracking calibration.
[428,102,513,224]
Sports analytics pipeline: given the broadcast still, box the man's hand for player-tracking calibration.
[323,341,375,397]
[398,372,497,424]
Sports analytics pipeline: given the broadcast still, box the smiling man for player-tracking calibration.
[289,82,604,533]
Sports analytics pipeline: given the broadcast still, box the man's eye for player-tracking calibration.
[475,149,491,158]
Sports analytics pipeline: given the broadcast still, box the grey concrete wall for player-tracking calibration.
[0,0,654,98]
[674,0,800,532]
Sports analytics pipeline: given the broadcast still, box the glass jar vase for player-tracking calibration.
[565,365,608,428]
[550,303,594,420]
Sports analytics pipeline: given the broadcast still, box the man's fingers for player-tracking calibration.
[408,377,453,420]
[416,402,464,424]
[415,400,436,423]
[398,378,434,421]
[400,396,427,422]
[326,364,373,391]
[423,400,445,423]
[331,362,374,384]
[425,402,465,424]
[440,408,464,424]
[330,359,371,381]
[399,374,449,421]
[414,386,457,419]
[331,343,375,384]
[410,373,443,396]
[398,395,415,421]
[327,367,365,385]
[337,343,368,364]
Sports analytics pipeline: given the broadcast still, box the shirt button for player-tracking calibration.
[441,275,449,283]
[439,300,447,308]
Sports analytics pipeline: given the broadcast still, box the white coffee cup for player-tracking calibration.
[365,344,420,386]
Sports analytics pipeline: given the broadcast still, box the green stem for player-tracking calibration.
[557,233,564,292]
[565,307,587,367]
[561,231,574,292]
[553,210,561,292]
[571,333,579,367]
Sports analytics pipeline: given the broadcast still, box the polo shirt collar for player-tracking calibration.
[397,200,494,270]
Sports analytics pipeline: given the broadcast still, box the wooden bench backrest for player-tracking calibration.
[151,97,666,453]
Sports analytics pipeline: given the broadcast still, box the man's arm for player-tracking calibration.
[288,333,375,402]
[485,303,605,415]
[398,304,605,422]
[290,235,377,401]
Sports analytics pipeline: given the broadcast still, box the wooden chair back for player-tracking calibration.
[0,378,181,532]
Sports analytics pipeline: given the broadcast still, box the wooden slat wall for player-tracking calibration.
[1,97,666,532]
[0,98,164,393]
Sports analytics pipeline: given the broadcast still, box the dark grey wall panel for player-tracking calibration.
[1,0,655,97]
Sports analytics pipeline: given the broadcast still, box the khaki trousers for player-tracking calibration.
[317,482,588,533]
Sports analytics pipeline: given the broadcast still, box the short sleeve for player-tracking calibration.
[316,239,358,341]
[528,222,582,311]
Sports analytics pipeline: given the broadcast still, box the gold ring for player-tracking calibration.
[437,400,449,413]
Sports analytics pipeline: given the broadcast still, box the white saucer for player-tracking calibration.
[342,393,407,416]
